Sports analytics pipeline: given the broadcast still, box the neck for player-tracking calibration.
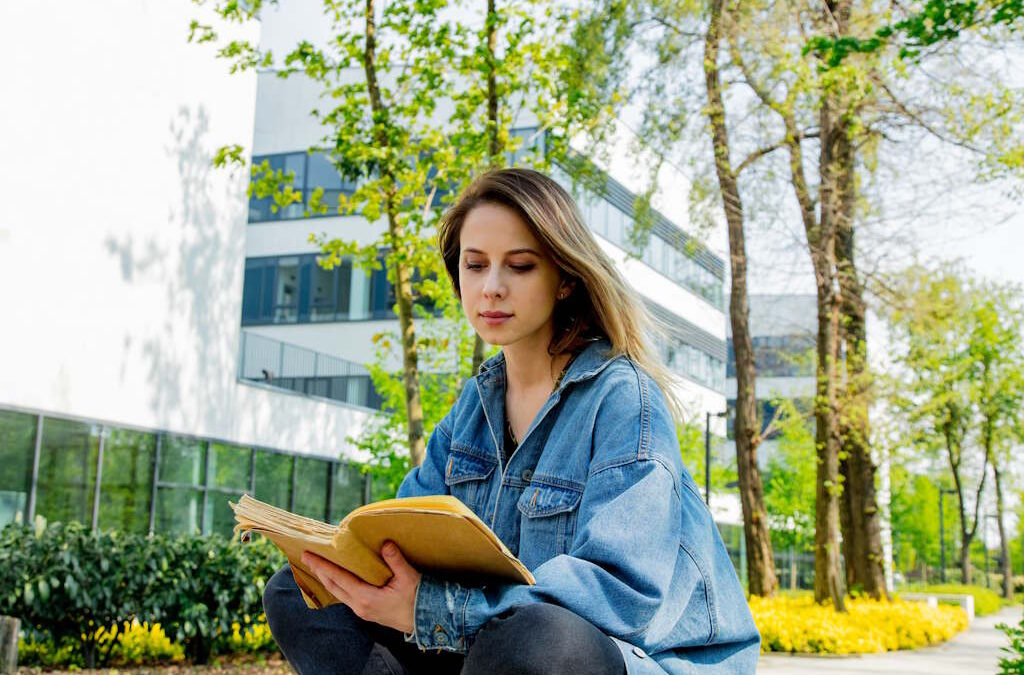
[502,333,574,394]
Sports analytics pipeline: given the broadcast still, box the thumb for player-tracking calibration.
[381,541,417,577]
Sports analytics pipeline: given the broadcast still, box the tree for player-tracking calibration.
[190,0,569,474]
[885,264,993,585]
[966,284,1024,599]
[702,0,778,598]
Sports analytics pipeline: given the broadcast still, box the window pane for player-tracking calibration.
[293,457,328,520]
[274,257,300,323]
[242,261,264,323]
[337,259,352,317]
[160,436,205,486]
[330,462,365,523]
[155,487,202,535]
[253,451,293,508]
[204,491,243,537]
[307,152,343,191]
[0,410,36,527]
[310,258,337,322]
[36,418,100,525]
[97,428,155,533]
[209,442,251,491]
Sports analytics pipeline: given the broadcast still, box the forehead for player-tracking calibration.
[459,202,543,255]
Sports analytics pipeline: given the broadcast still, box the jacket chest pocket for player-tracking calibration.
[516,479,584,569]
[444,448,496,511]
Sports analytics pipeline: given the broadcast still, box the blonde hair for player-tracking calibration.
[436,167,688,425]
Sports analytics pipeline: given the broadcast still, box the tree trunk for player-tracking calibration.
[811,74,847,613]
[0,616,17,675]
[363,0,426,466]
[835,134,888,600]
[703,0,777,598]
[993,463,1013,600]
[470,0,504,382]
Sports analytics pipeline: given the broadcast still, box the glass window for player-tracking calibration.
[35,418,100,526]
[254,451,293,509]
[204,491,241,537]
[274,257,300,323]
[160,436,205,486]
[310,259,337,322]
[209,442,251,492]
[307,152,343,191]
[242,260,265,323]
[154,486,202,535]
[330,462,365,523]
[337,259,353,318]
[97,428,155,533]
[606,204,622,245]
[293,457,329,520]
[0,410,36,527]
[280,153,307,219]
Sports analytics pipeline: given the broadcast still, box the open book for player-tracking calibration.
[230,494,535,609]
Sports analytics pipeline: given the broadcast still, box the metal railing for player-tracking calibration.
[238,331,383,409]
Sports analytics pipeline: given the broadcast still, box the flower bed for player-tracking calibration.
[751,594,969,654]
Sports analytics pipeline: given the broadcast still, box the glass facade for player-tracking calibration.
[726,335,816,378]
[248,151,358,222]
[655,336,726,392]
[0,407,370,537]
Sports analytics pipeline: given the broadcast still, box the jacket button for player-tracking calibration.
[521,469,533,482]
[435,631,448,646]
[632,645,647,659]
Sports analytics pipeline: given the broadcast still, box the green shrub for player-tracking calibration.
[998,613,1024,674]
[0,519,285,666]
[901,583,1003,616]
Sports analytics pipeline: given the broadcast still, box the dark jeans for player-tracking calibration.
[263,565,626,675]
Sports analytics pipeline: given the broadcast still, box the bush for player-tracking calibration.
[18,621,185,668]
[998,613,1024,674]
[0,519,285,666]
[900,583,1003,616]
[751,595,968,654]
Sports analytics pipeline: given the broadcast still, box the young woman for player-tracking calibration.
[263,168,760,674]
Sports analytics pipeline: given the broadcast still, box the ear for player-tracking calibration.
[557,278,576,299]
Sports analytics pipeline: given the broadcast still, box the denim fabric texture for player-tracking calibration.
[399,338,761,674]
[264,564,626,675]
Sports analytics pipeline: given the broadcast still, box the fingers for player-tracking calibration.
[381,541,417,581]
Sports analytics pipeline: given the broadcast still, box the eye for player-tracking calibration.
[464,262,484,270]
[510,264,534,272]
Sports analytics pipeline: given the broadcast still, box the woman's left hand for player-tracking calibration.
[301,541,421,634]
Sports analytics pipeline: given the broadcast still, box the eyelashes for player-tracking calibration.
[463,263,534,272]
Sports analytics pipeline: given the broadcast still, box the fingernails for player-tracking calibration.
[383,542,396,555]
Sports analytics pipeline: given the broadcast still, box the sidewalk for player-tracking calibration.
[757,606,1022,674]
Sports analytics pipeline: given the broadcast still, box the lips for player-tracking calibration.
[480,311,512,318]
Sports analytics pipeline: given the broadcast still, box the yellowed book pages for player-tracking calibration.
[230,494,535,610]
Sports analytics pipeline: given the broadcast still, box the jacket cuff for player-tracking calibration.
[412,575,470,653]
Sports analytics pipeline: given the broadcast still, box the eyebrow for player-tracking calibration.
[462,248,541,257]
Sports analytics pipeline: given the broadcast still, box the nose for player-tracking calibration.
[482,266,506,300]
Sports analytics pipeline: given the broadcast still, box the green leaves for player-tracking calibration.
[0,521,285,667]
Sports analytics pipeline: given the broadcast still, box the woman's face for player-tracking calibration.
[458,202,570,348]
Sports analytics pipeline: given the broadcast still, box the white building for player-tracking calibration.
[0,0,728,537]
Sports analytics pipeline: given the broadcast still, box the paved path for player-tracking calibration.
[757,606,1022,674]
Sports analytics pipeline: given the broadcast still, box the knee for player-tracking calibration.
[262,565,305,638]
[466,604,622,675]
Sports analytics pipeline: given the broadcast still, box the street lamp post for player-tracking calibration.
[704,410,728,506]
[984,514,1000,591]
[939,488,957,583]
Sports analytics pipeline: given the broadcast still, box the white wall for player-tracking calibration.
[0,0,374,461]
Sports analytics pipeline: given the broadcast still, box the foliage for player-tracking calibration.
[999,612,1024,674]
[676,417,736,498]
[0,519,285,666]
[807,0,1024,66]
[889,466,947,576]
[901,583,1004,616]
[751,594,968,654]
[762,398,817,553]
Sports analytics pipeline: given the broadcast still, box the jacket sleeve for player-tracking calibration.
[410,457,681,653]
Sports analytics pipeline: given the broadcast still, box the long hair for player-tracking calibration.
[436,167,688,425]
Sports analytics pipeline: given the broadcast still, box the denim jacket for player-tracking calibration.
[397,338,760,674]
